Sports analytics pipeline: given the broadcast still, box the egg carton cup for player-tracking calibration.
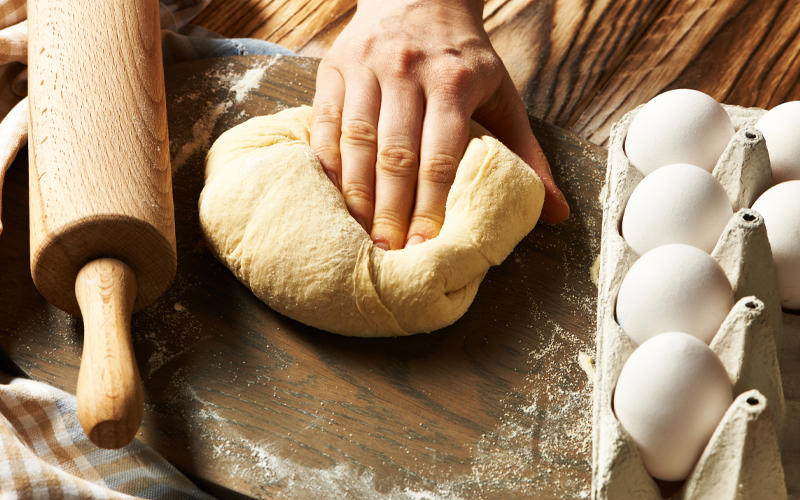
[593,104,797,499]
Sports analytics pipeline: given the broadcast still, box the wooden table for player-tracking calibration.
[1,1,799,499]
[193,0,800,146]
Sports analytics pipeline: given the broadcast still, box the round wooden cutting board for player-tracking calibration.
[0,55,606,499]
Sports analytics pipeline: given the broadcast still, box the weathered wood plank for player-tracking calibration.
[193,0,668,135]
[483,0,668,131]
[571,0,800,145]
[194,0,800,147]
[193,0,356,55]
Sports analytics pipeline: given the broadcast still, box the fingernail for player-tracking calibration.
[355,217,368,231]
[374,241,390,251]
[325,171,339,189]
[406,234,426,248]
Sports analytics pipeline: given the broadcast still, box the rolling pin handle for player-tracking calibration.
[75,258,143,449]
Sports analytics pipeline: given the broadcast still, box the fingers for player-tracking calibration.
[313,52,567,259]
[370,82,424,250]
[311,65,345,190]
[339,70,382,232]
[475,78,570,224]
[405,99,469,247]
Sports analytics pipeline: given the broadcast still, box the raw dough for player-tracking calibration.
[199,106,545,337]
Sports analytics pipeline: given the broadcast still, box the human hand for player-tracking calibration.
[311,0,569,251]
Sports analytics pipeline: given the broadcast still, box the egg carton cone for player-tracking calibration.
[592,103,799,499]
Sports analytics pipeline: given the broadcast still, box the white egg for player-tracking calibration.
[614,332,732,481]
[616,244,733,345]
[755,101,800,184]
[625,89,735,176]
[751,181,800,309]
[622,163,733,255]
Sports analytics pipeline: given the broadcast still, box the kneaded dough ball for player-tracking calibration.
[199,106,545,337]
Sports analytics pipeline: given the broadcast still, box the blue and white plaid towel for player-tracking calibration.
[0,374,215,499]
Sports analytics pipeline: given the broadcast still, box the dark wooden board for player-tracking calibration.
[0,55,606,499]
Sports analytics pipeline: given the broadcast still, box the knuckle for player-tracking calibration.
[313,102,343,125]
[474,49,503,72]
[341,119,378,148]
[372,209,406,234]
[377,145,419,178]
[313,143,340,160]
[387,46,424,76]
[411,212,444,234]
[421,153,459,186]
[433,61,476,95]
[313,144,341,171]
[324,36,372,64]
[342,182,373,208]
[347,38,375,60]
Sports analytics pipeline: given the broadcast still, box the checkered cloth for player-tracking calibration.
[0,0,294,498]
[0,374,215,499]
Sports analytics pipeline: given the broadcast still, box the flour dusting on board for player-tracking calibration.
[455,318,592,499]
[231,66,268,103]
[157,309,594,500]
[169,57,284,175]
[132,274,204,376]
[178,386,469,500]
[171,101,231,174]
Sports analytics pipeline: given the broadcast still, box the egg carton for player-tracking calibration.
[593,103,799,499]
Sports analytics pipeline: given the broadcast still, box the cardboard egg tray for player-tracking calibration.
[593,104,800,499]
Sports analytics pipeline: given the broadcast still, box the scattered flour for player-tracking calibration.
[579,351,595,382]
[171,101,231,174]
[231,67,268,103]
[160,310,593,500]
[590,255,601,288]
[457,319,593,499]
[169,57,283,175]
[179,386,468,500]
[132,274,204,376]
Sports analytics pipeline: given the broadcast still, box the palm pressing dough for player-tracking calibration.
[199,106,545,337]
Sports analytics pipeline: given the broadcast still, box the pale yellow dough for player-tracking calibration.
[199,106,545,337]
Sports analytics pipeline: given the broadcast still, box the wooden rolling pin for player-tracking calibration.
[27,0,176,449]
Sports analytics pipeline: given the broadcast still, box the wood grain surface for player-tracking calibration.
[75,258,143,449]
[572,0,800,145]
[0,55,605,499]
[27,0,174,449]
[27,0,176,316]
[193,0,800,145]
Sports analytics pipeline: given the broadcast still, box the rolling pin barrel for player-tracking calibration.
[28,0,176,448]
